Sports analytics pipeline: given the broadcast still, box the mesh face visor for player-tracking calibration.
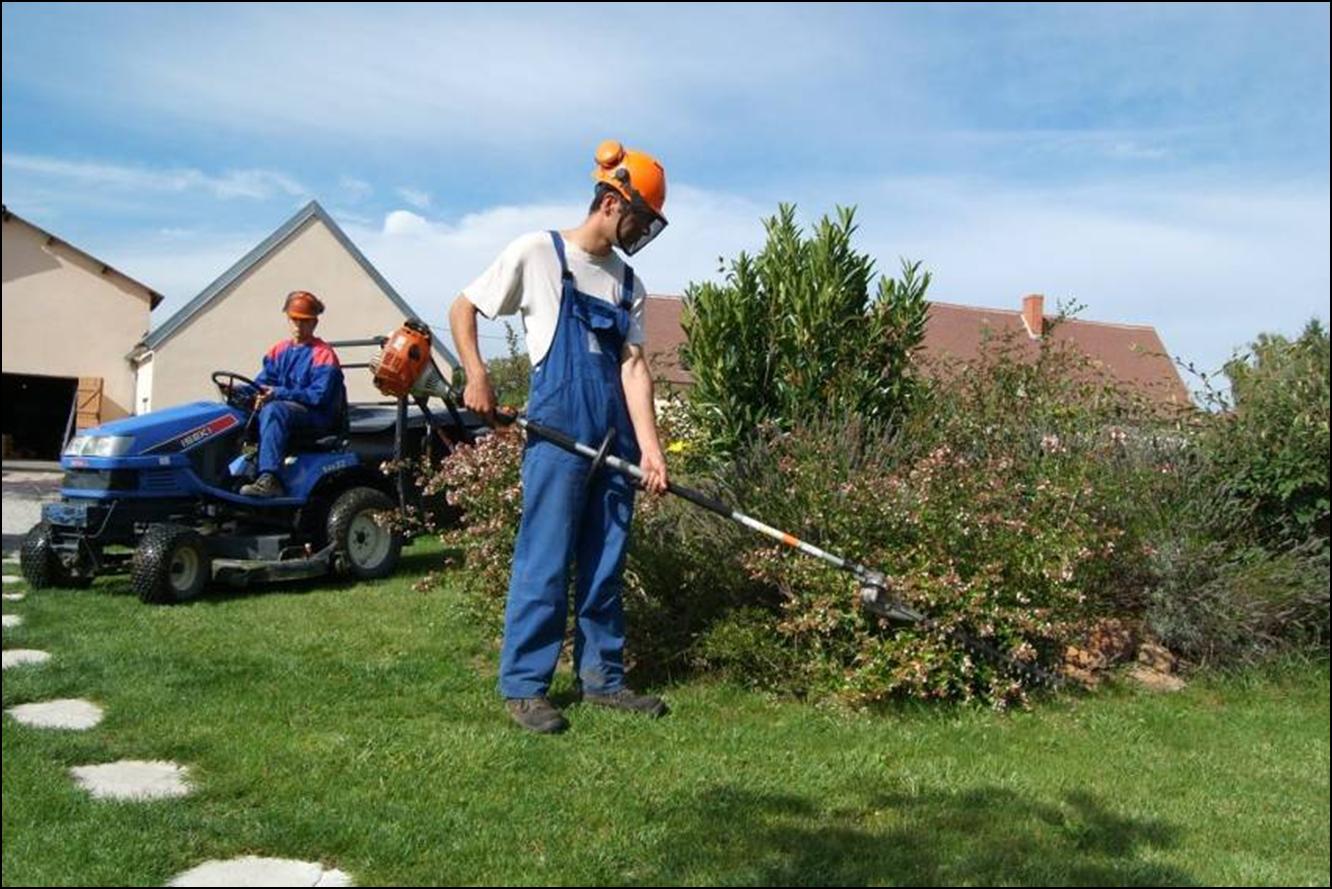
[616,193,668,256]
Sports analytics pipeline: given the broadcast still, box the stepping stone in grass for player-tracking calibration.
[167,856,353,887]
[5,698,103,730]
[1128,665,1187,692]
[2,649,50,670]
[3,593,25,601]
[2,576,20,585]
[2,614,22,628]
[69,760,192,801]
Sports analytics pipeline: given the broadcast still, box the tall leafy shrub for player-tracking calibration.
[680,205,929,454]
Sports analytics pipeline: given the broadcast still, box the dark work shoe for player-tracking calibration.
[582,687,668,718]
[505,696,569,734]
[240,472,285,498]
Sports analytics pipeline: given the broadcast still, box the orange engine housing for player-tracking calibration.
[373,320,433,397]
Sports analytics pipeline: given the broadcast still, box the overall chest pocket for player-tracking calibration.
[570,294,630,357]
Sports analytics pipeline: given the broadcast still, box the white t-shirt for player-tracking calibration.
[462,231,647,366]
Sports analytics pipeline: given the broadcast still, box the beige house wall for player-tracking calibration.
[2,216,154,420]
[147,216,424,409]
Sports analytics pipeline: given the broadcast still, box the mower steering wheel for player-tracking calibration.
[211,371,262,411]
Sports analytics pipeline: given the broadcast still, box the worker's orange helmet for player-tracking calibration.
[283,290,325,319]
[591,140,667,255]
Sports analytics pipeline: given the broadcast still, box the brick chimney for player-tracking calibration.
[1022,293,1046,338]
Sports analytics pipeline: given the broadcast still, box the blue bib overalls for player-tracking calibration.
[498,232,641,699]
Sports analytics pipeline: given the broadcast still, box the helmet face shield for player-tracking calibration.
[615,193,668,256]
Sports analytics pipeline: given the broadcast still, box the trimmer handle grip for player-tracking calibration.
[492,409,520,427]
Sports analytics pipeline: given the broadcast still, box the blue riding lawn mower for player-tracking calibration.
[20,334,485,604]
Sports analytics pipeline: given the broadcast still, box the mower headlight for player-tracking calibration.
[65,436,134,457]
[88,436,134,457]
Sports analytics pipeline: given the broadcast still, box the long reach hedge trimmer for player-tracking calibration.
[371,320,1060,687]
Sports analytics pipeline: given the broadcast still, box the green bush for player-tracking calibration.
[680,204,929,455]
[486,322,532,408]
[429,320,1326,706]
[1203,320,1330,549]
[1144,539,1329,667]
[1131,319,1332,667]
[689,332,1182,707]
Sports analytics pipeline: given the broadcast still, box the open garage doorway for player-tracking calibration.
[2,373,79,461]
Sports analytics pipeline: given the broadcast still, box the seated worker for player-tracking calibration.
[239,290,346,498]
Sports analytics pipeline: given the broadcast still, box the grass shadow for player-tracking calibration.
[640,783,1193,886]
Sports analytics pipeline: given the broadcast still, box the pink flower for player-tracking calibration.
[1040,434,1066,454]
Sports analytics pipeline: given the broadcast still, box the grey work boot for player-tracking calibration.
[505,696,569,734]
[239,472,285,498]
[582,687,668,718]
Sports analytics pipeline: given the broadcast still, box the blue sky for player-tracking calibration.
[3,2,1328,382]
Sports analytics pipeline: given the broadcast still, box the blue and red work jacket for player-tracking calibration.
[253,337,345,427]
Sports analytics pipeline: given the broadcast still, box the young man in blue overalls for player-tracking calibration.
[449,141,671,734]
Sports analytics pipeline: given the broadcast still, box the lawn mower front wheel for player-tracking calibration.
[19,522,94,589]
[327,487,402,580]
[132,524,211,605]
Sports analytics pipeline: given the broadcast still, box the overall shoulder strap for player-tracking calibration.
[549,231,573,282]
[619,261,635,311]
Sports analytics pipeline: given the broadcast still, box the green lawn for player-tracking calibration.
[3,539,1329,887]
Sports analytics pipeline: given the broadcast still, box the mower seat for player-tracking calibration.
[290,431,347,453]
[286,391,350,454]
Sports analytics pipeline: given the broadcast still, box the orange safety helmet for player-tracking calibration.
[591,140,668,255]
[283,290,325,319]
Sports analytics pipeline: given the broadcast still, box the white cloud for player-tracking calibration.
[339,176,373,202]
[294,185,770,359]
[14,5,885,155]
[1107,141,1171,161]
[325,208,376,229]
[347,177,1330,379]
[381,209,434,238]
[1,153,307,201]
[395,188,431,209]
[849,177,1331,378]
[73,176,1330,380]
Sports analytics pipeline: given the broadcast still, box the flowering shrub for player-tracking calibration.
[425,318,1327,705]
[427,429,525,626]
[427,329,1172,705]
